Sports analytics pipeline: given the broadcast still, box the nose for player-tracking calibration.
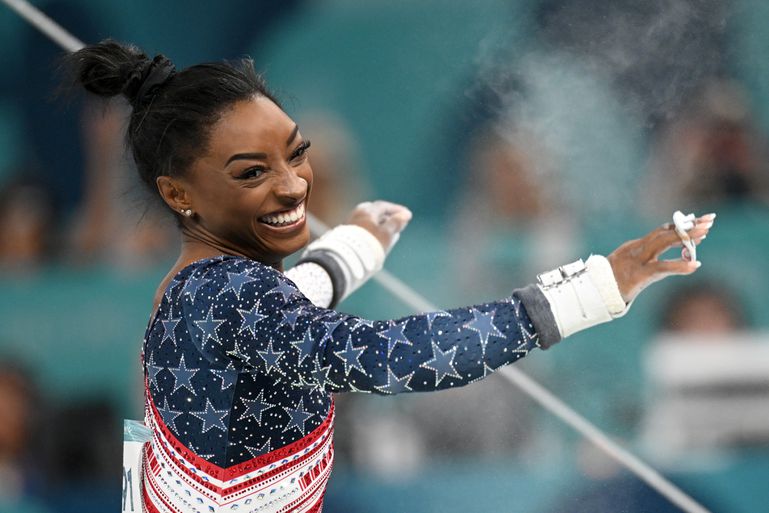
[274,167,308,204]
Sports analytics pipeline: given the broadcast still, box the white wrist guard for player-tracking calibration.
[301,224,385,300]
[537,255,628,339]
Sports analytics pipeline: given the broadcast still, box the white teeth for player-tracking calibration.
[260,203,305,226]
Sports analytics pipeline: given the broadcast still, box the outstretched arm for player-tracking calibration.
[187,212,714,395]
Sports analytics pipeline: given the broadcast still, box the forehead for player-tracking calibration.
[208,96,294,154]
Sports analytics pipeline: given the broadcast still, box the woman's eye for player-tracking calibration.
[239,167,265,179]
[291,140,312,161]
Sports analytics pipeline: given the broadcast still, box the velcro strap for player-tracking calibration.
[537,256,628,338]
[302,225,385,298]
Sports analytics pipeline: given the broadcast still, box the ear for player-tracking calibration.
[156,175,192,214]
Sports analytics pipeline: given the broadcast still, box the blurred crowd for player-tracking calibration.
[3,0,769,512]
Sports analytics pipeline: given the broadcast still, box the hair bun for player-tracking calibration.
[123,55,176,108]
[67,39,175,108]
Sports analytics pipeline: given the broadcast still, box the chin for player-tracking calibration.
[268,227,311,261]
[287,228,311,255]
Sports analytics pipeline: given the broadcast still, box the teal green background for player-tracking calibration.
[2,1,769,512]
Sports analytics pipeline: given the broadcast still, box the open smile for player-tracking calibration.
[258,201,306,229]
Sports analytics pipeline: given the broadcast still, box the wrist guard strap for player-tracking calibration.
[537,255,628,338]
[301,224,385,301]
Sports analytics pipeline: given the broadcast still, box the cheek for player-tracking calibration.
[201,185,268,233]
[303,164,314,198]
[298,159,312,182]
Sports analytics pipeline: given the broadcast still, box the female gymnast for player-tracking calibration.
[66,40,714,513]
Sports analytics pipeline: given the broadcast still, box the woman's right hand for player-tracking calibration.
[345,200,413,252]
[607,213,716,303]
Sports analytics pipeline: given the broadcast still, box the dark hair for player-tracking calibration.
[64,39,278,202]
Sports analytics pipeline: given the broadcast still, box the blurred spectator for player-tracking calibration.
[658,280,748,335]
[0,177,56,272]
[640,280,769,461]
[545,282,745,513]
[66,101,177,269]
[640,79,769,217]
[0,360,50,513]
[40,399,121,513]
[448,127,577,299]
[298,111,371,226]
[17,1,101,217]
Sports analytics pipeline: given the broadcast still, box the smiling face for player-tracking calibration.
[170,95,313,266]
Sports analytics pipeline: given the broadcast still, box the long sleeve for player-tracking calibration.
[284,261,334,308]
[180,256,544,395]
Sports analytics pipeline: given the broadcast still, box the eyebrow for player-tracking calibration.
[225,124,300,166]
[286,124,300,145]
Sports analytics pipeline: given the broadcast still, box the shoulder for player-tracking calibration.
[185,255,279,281]
[173,256,303,307]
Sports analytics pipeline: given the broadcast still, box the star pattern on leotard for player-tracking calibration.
[221,270,258,300]
[245,439,271,459]
[518,323,539,351]
[321,317,345,345]
[348,317,376,331]
[237,300,268,336]
[143,256,542,470]
[239,390,275,424]
[182,274,210,303]
[282,397,313,436]
[147,352,165,391]
[278,307,303,330]
[191,398,229,433]
[226,340,253,368]
[266,281,299,302]
[464,308,504,355]
[210,368,237,390]
[333,336,367,376]
[310,358,332,390]
[168,354,199,395]
[256,341,285,374]
[420,341,461,387]
[291,329,316,366]
[157,396,182,429]
[374,367,414,394]
[160,317,181,348]
[378,321,412,358]
[194,306,225,344]
[425,310,452,331]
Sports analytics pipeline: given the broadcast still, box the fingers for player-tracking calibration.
[379,210,412,235]
[354,200,413,232]
[653,259,701,276]
[647,215,715,260]
[347,200,413,253]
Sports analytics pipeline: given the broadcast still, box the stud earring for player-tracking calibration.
[181,209,193,217]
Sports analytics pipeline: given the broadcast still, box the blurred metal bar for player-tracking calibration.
[3,1,711,511]
[1,0,84,52]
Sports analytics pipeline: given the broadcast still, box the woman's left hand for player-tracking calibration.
[345,200,412,252]
[607,213,715,303]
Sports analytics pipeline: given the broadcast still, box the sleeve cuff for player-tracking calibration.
[513,284,562,349]
[296,252,346,308]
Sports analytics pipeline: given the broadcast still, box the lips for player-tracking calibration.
[258,202,306,227]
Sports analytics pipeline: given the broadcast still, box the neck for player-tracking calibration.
[177,226,283,271]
